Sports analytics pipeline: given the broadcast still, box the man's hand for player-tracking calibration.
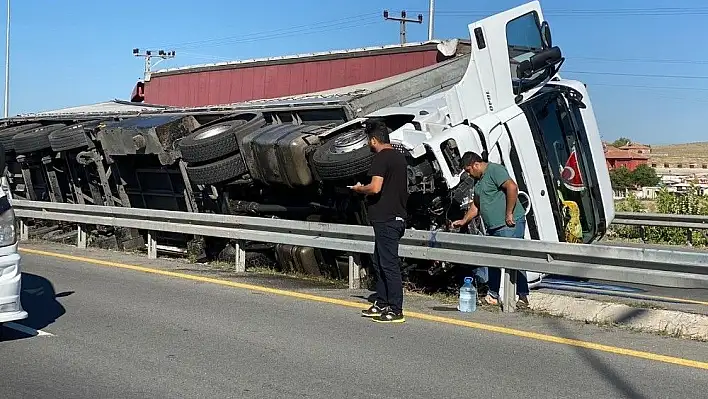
[451,219,466,228]
[505,213,516,227]
[349,182,363,192]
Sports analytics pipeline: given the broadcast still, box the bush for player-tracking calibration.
[610,194,645,240]
[611,185,708,246]
[646,185,708,246]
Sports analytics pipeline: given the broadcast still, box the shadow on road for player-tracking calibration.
[546,317,647,399]
[1,273,68,341]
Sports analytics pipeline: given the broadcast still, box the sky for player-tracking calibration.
[3,0,708,144]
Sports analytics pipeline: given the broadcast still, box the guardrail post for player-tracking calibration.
[501,268,517,313]
[147,231,157,259]
[77,225,87,249]
[687,228,694,247]
[348,253,362,289]
[234,240,246,273]
[19,219,28,241]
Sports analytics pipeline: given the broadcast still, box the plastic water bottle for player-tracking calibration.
[458,277,477,312]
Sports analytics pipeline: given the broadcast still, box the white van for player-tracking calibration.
[0,161,26,324]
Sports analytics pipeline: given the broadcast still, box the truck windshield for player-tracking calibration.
[507,11,552,95]
[522,89,604,243]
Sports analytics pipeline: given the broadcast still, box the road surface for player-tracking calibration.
[2,245,707,398]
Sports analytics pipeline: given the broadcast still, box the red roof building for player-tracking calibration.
[134,39,471,107]
[619,142,651,155]
[604,144,649,171]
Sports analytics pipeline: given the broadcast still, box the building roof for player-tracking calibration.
[150,39,469,77]
[619,142,651,150]
[604,145,650,160]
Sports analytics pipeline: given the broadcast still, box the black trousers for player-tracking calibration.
[371,219,405,313]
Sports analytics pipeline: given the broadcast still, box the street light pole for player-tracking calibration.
[428,0,435,40]
[4,0,9,118]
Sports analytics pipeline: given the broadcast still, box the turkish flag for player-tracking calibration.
[560,149,585,191]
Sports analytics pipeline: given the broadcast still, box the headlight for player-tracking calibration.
[0,207,16,247]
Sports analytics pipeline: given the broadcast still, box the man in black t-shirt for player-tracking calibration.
[350,119,408,323]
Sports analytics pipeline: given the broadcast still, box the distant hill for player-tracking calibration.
[649,142,708,167]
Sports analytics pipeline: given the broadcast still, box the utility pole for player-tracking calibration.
[4,0,10,118]
[133,48,176,81]
[383,10,423,45]
[428,0,435,41]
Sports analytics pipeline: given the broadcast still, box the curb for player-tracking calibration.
[529,292,708,341]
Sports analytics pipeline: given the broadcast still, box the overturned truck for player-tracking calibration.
[1,1,615,287]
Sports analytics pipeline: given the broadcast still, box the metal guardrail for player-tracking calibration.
[614,211,708,230]
[612,211,708,246]
[11,200,708,312]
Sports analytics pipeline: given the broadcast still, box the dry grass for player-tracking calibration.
[649,142,708,164]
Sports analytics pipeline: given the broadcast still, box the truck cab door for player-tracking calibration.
[447,1,563,124]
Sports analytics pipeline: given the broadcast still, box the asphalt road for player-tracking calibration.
[2,248,708,399]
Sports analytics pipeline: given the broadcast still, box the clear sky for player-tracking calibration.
[3,0,708,144]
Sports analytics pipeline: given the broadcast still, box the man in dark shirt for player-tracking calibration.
[351,119,408,323]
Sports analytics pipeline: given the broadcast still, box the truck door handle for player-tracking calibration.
[518,190,532,216]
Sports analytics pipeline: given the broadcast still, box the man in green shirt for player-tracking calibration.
[452,151,529,308]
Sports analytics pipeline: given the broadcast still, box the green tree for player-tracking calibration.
[609,166,633,190]
[630,164,660,188]
[611,137,631,147]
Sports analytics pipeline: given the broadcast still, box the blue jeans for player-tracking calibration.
[471,266,488,286]
[486,217,530,299]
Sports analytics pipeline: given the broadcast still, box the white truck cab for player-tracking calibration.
[359,1,615,283]
[0,157,26,324]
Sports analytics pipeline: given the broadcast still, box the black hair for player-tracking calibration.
[460,151,484,169]
[365,118,390,144]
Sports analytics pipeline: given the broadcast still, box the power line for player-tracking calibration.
[422,7,708,17]
[570,56,708,65]
[580,82,708,92]
[149,13,380,50]
[565,70,708,80]
[177,19,382,50]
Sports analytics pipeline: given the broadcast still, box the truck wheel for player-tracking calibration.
[48,121,99,152]
[179,113,265,164]
[0,123,41,153]
[185,153,248,185]
[13,124,67,154]
[311,128,374,180]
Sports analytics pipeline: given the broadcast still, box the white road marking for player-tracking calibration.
[4,322,55,337]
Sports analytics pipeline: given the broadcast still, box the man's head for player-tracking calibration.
[460,151,486,178]
[365,118,391,152]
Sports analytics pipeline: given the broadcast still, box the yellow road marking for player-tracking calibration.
[20,247,708,371]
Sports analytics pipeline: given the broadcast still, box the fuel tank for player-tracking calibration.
[239,124,323,187]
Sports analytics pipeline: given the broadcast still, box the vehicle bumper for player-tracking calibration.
[0,253,27,323]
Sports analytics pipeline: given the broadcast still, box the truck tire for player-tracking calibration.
[0,123,41,152]
[311,128,374,180]
[13,124,67,154]
[179,113,265,164]
[185,153,248,185]
[48,121,99,152]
